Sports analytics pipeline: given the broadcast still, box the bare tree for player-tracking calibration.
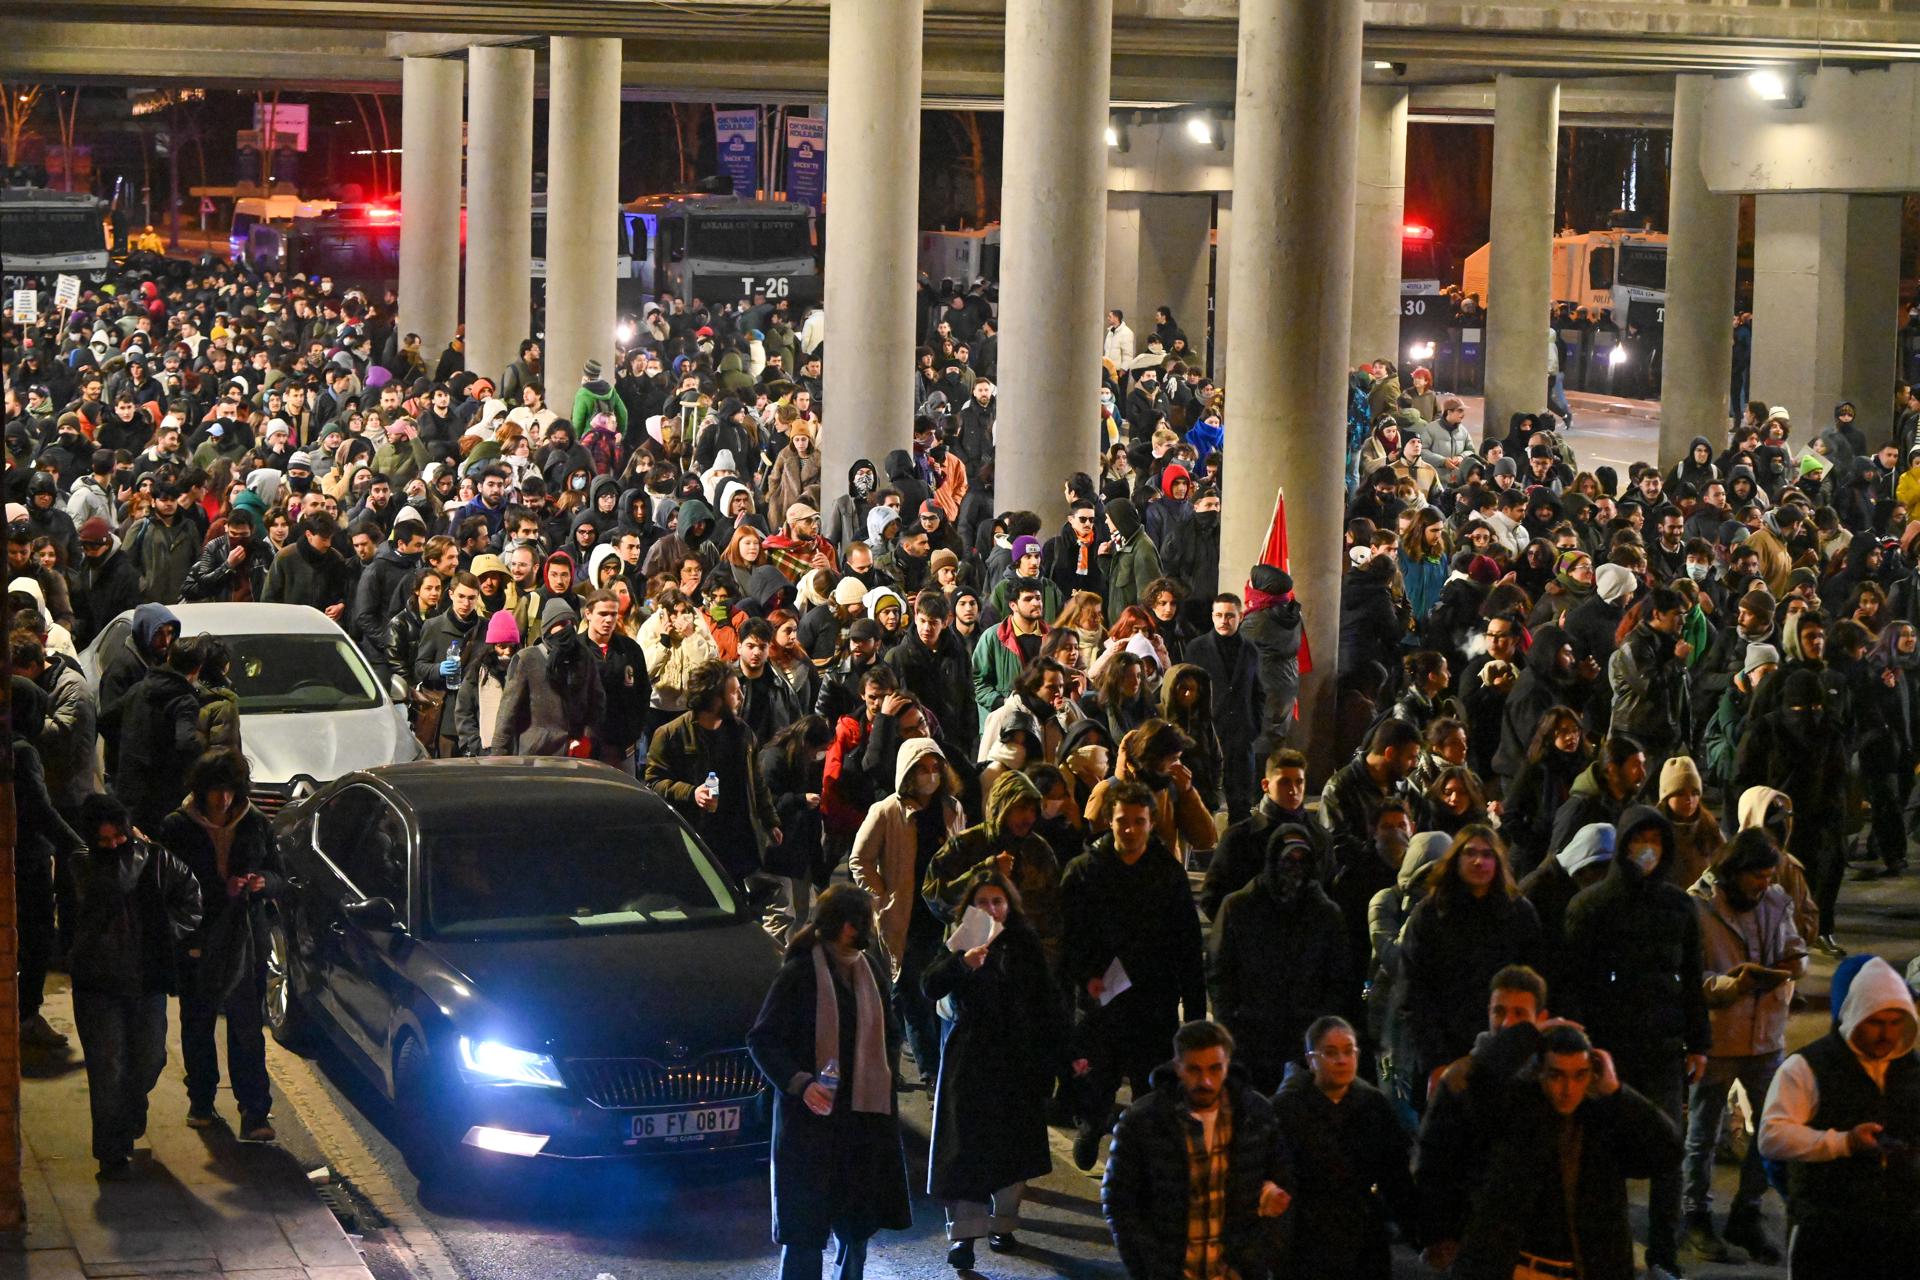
[0,83,46,168]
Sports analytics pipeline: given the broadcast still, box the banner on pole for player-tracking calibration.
[13,289,39,324]
[54,275,81,309]
[713,108,761,197]
[784,117,826,212]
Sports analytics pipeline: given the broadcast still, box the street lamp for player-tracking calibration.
[1747,69,1803,107]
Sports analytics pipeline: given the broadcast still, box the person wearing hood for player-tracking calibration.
[883,592,979,763]
[1562,804,1713,1277]
[493,597,605,756]
[1339,550,1405,681]
[1207,823,1352,1092]
[1677,829,1805,1266]
[1059,778,1209,1171]
[923,770,1065,968]
[850,735,965,1081]
[1518,819,1614,998]
[158,750,284,1142]
[1669,435,1722,496]
[1493,623,1591,788]
[1236,565,1302,757]
[112,633,210,832]
[1735,669,1850,953]
[570,358,627,442]
[1757,954,1919,1280]
[827,456,880,553]
[1098,496,1163,611]
[1201,747,1328,919]
[1608,583,1693,778]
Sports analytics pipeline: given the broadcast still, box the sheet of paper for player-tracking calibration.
[1099,955,1132,1006]
[947,904,1003,953]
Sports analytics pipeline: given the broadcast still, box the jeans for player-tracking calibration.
[71,990,169,1162]
[892,930,944,1080]
[1683,1052,1780,1216]
[1619,1049,1686,1265]
[179,971,272,1118]
[14,858,55,1019]
[1549,372,1573,421]
[947,1183,1025,1241]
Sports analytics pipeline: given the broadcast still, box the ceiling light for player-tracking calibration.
[1105,125,1119,148]
[1186,116,1213,146]
[1747,69,1790,102]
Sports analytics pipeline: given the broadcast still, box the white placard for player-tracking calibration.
[946,904,1003,954]
[54,274,81,309]
[12,289,38,323]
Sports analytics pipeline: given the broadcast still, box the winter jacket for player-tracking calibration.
[36,654,100,809]
[1270,1072,1414,1280]
[75,542,144,647]
[1239,596,1302,755]
[1102,1062,1290,1280]
[1562,805,1713,1064]
[1200,799,1330,918]
[113,667,206,828]
[921,771,1064,965]
[125,512,201,604]
[492,630,606,755]
[1099,532,1163,611]
[884,625,979,761]
[1400,886,1543,1079]
[181,532,273,602]
[68,835,203,998]
[1689,870,1806,1057]
[262,538,351,613]
[1059,832,1206,1023]
[849,738,965,976]
[643,707,776,881]
[1340,564,1405,678]
[158,800,284,994]
[1608,621,1690,752]
[1208,867,1352,1088]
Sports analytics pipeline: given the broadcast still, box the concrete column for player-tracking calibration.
[397,56,465,358]
[1104,192,1212,366]
[820,0,923,508]
[1483,75,1559,442]
[1751,192,1902,431]
[1220,0,1362,775]
[1350,85,1409,368]
[464,46,534,390]
[996,0,1112,523]
[543,37,622,409]
[1658,75,1738,468]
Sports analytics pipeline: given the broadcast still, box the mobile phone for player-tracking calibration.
[1748,967,1790,990]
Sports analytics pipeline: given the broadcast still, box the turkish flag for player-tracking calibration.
[1244,486,1313,677]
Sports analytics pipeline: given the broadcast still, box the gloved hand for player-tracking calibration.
[439,657,460,677]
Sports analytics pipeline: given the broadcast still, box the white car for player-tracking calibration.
[80,602,425,816]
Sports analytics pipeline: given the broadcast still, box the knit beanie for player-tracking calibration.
[1594,562,1636,605]
[1106,497,1141,539]
[1659,756,1703,802]
[1742,642,1781,674]
[484,611,522,645]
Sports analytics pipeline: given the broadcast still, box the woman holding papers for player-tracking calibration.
[921,870,1074,1271]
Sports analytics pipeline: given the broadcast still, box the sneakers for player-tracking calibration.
[20,1013,70,1050]
[185,1107,217,1130]
[1071,1122,1103,1172]
[946,1239,975,1271]
[1682,1212,1744,1264]
[238,1114,276,1143]
[1723,1207,1782,1265]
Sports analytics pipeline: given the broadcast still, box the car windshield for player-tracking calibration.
[687,214,811,260]
[227,633,382,714]
[425,822,739,937]
[1618,245,1666,290]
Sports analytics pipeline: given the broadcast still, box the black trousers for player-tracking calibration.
[1077,998,1178,1131]
[72,990,169,1162]
[14,858,55,1020]
[1220,736,1258,825]
[1619,1049,1686,1267]
[179,971,272,1118]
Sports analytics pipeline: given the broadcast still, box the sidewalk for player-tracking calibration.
[4,979,376,1280]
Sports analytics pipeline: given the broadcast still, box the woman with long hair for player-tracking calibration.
[1052,591,1107,671]
[1500,705,1590,877]
[920,871,1071,1269]
[1421,764,1490,837]
[747,885,911,1280]
[1077,651,1153,744]
[721,524,769,597]
[1398,825,1540,1086]
[768,607,821,716]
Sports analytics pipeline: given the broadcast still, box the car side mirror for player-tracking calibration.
[388,674,411,702]
[744,880,781,913]
[343,896,402,932]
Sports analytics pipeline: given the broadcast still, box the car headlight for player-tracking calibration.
[457,1036,565,1088]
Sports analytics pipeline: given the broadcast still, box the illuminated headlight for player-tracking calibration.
[1408,341,1436,361]
[1608,346,1628,367]
[457,1036,565,1088]
[463,1125,549,1156]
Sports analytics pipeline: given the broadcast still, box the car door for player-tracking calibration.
[309,785,409,1063]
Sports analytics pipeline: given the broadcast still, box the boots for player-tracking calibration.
[1682,1210,1743,1264]
[1723,1204,1782,1265]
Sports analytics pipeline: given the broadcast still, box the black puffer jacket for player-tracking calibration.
[1208,868,1352,1089]
[1102,1061,1291,1280]
[1561,805,1712,1065]
[1400,882,1542,1080]
[1492,624,1584,784]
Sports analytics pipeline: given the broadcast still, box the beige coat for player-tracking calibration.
[849,737,965,975]
[1690,871,1807,1057]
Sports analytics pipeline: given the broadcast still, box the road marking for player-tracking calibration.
[267,1041,464,1280]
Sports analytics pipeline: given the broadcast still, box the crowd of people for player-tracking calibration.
[7,249,1920,1280]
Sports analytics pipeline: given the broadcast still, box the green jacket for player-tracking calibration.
[1100,534,1163,611]
[571,383,628,436]
[374,436,431,490]
[921,771,1064,965]
[972,618,1040,714]
[126,513,202,605]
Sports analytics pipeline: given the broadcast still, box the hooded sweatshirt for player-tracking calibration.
[920,770,1064,961]
[1759,955,1918,1173]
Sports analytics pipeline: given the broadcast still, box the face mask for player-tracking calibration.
[708,603,729,621]
[1628,843,1661,875]
[1686,562,1710,581]
[571,475,588,491]
[908,771,939,799]
[853,469,875,496]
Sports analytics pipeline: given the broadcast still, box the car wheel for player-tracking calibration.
[264,917,316,1054]
[394,1034,461,1184]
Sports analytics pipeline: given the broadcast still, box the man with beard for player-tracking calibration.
[1207,827,1352,1091]
[646,658,779,883]
[1319,717,1419,874]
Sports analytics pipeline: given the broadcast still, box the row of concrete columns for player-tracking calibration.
[396,40,621,398]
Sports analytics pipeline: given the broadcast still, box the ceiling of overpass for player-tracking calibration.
[14,0,1920,103]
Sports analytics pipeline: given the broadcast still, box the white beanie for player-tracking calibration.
[1595,562,1637,606]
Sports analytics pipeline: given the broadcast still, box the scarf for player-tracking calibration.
[1076,523,1095,576]
[812,942,890,1115]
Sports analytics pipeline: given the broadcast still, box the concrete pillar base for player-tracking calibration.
[543,37,622,416]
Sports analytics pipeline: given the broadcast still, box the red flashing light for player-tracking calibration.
[368,205,398,221]
[1403,223,1434,240]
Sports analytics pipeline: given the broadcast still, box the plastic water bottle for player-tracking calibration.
[817,1057,839,1103]
[704,770,720,801]
[445,640,463,690]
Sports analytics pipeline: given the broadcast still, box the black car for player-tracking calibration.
[265,758,782,1175]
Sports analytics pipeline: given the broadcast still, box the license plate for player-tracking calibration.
[631,1106,741,1139]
